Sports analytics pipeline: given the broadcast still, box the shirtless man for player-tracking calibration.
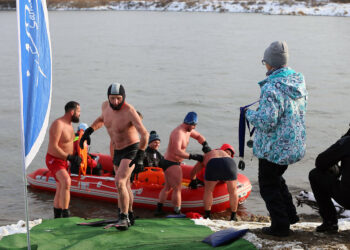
[46,101,82,218]
[80,83,148,230]
[190,144,238,221]
[155,111,211,215]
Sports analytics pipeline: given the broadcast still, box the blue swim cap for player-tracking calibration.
[78,123,88,131]
[184,112,198,125]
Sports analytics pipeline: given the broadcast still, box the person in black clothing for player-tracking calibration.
[309,125,350,233]
[144,131,163,167]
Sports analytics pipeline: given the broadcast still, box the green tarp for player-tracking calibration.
[0,217,256,249]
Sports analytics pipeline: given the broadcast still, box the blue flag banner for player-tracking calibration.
[17,0,52,168]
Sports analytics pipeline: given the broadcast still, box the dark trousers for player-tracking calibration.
[309,168,350,224]
[258,159,297,231]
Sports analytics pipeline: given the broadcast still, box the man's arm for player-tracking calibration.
[190,161,204,180]
[48,121,68,160]
[90,115,104,131]
[315,136,350,170]
[190,130,206,144]
[130,109,149,150]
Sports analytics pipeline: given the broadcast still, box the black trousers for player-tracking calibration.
[258,159,297,231]
[309,168,350,224]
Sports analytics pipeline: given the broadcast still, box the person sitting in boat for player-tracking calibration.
[309,125,350,234]
[71,123,102,176]
[144,130,163,167]
[190,143,238,221]
[155,111,210,215]
[79,83,149,230]
[46,101,82,218]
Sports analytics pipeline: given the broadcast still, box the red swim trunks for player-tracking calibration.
[46,153,68,181]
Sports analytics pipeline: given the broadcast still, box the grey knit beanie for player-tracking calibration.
[263,41,289,68]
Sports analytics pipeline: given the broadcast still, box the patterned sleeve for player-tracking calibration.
[245,87,283,133]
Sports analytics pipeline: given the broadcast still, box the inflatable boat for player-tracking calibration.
[27,153,252,213]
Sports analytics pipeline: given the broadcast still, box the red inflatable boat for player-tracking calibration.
[27,153,252,213]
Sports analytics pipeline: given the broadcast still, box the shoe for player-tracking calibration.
[261,227,290,237]
[128,211,135,226]
[316,222,338,234]
[289,215,300,225]
[230,212,237,221]
[62,209,70,218]
[114,214,130,231]
[54,208,62,219]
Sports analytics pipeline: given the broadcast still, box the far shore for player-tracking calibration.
[1,0,350,17]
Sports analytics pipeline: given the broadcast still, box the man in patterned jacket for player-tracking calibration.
[245,41,308,237]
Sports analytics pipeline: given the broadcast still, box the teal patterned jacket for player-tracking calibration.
[245,67,308,165]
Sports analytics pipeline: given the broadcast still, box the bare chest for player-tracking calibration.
[103,108,131,133]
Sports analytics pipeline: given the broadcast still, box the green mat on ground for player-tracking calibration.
[0,217,256,249]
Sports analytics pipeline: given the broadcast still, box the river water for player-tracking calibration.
[0,11,349,226]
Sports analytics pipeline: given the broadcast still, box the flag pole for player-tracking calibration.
[17,0,31,248]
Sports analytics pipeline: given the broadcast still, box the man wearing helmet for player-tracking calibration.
[190,144,238,221]
[155,111,210,215]
[80,83,149,230]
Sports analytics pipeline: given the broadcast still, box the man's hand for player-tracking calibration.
[189,154,203,162]
[129,150,146,173]
[328,164,341,177]
[79,127,94,149]
[202,141,212,154]
[188,179,198,189]
[67,154,82,166]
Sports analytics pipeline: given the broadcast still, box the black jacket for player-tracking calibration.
[144,147,163,167]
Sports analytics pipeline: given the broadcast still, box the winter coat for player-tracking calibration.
[245,67,308,165]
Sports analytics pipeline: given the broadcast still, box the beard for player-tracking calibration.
[71,113,80,123]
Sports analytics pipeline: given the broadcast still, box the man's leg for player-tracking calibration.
[156,172,172,215]
[258,159,290,234]
[309,168,338,231]
[115,159,134,215]
[203,181,217,211]
[226,180,238,221]
[55,169,71,217]
[203,181,217,219]
[53,182,62,218]
[165,165,182,213]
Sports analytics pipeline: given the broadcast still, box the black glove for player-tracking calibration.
[79,127,94,149]
[188,179,198,189]
[189,154,203,162]
[129,150,145,173]
[202,141,212,154]
[67,154,82,166]
[328,164,341,178]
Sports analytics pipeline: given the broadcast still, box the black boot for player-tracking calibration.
[316,221,338,234]
[62,209,70,218]
[54,208,62,219]
[262,226,290,237]
[128,211,135,226]
[155,203,165,216]
[230,212,237,221]
[174,207,182,215]
[204,210,211,219]
[115,213,130,231]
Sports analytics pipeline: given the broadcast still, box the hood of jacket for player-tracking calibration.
[258,67,307,100]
